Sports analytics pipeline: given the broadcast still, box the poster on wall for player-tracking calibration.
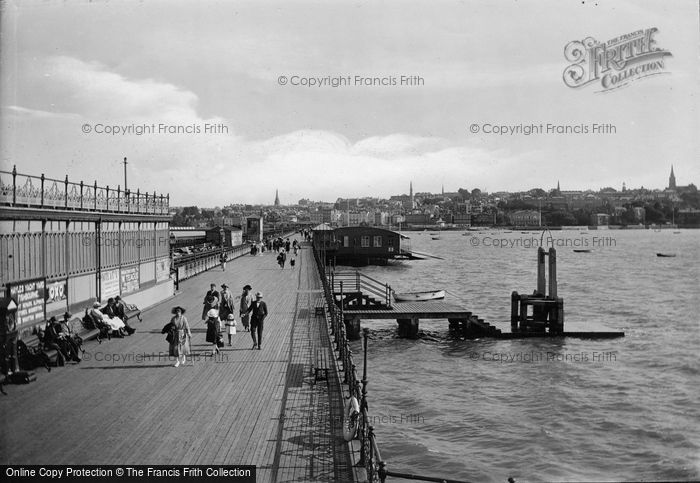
[46,280,67,303]
[9,278,46,328]
[100,269,120,300]
[155,258,171,282]
[121,266,140,294]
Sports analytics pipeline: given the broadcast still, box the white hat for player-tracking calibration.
[206,308,219,318]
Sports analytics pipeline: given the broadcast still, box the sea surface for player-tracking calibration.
[347,229,700,482]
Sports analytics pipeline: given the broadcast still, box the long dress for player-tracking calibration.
[169,315,191,356]
[91,308,125,331]
[239,292,253,330]
[219,291,235,321]
[205,317,222,344]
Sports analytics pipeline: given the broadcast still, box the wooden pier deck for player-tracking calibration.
[0,247,354,482]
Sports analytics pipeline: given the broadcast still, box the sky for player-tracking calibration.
[1,0,698,206]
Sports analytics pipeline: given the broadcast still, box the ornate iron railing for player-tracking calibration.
[0,166,169,215]
[313,246,387,482]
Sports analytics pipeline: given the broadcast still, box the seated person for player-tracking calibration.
[56,312,84,357]
[113,296,127,319]
[90,301,127,336]
[112,296,136,335]
[41,317,69,365]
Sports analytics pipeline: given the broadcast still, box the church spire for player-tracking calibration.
[669,165,676,190]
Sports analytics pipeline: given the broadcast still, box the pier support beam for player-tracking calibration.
[345,316,362,341]
[397,317,419,338]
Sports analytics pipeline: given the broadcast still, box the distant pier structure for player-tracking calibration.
[0,165,172,338]
[511,247,564,334]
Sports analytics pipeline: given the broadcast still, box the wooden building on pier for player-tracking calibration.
[313,226,415,266]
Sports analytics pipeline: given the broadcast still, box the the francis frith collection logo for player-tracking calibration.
[563,28,671,92]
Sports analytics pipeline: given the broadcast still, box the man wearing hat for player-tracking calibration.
[245,292,268,350]
[202,283,220,321]
[58,311,84,359]
[239,285,253,332]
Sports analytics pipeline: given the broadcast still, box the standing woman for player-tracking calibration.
[204,308,222,356]
[239,285,253,332]
[169,306,192,367]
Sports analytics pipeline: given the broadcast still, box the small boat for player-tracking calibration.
[431,236,441,240]
[573,249,591,253]
[674,231,681,234]
[656,253,676,257]
[394,290,446,302]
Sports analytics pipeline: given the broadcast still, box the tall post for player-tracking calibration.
[123,157,128,193]
[536,247,546,295]
[12,165,17,205]
[548,247,557,298]
[511,291,519,332]
[40,174,45,207]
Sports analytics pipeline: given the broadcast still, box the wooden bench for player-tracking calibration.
[122,303,142,323]
[18,334,60,369]
[314,298,326,317]
[312,344,329,384]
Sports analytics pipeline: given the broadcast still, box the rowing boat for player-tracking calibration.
[393,290,446,302]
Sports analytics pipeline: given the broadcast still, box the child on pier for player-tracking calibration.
[225,314,237,346]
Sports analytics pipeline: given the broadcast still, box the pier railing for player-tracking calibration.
[171,243,250,289]
[0,166,169,215]
[313,247,387,482]
[330,270,393,308]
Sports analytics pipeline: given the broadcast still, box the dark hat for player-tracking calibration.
[171,306,186,314]
[115,296,121,301]
[63,311,72,319]
[48,316,57,322]
[221,283,228,288]
[243,284,252,290]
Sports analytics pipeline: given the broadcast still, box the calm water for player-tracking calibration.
[348,229,700,482]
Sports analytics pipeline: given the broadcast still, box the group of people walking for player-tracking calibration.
[162,282,269,367]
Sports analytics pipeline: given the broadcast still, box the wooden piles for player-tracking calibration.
[511,247,564,334]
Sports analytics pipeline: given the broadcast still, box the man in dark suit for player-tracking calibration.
[246,292,268,350]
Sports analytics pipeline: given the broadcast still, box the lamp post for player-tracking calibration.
[219,228,225,254]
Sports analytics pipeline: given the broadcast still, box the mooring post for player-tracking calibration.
[555,297,565,333]
[511,291,519,332]
[519,299,528,331]
[548,247,557,299]
[537,247,546,295]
